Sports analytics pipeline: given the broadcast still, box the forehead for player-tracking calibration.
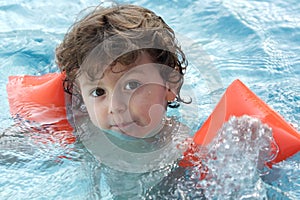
[80,51,155,80]
[78,60,167,90]
[83,62,162,82]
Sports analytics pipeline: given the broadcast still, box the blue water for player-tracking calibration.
[0,0,299,199]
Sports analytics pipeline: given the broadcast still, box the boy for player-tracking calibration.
[56,4,195,198]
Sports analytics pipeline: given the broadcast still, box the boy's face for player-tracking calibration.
[77,53,170,138]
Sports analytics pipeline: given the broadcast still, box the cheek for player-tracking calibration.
[129,85,167,122]
[85,100,108,128]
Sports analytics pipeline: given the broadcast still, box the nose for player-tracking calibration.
[108,93,127,114]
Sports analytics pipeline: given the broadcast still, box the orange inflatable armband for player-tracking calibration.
[6,75,300,163]
[191,79,300,166]
[6,73,75,144]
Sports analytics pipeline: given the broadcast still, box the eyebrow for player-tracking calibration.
[80,67,148,88]
[79,73,102,88]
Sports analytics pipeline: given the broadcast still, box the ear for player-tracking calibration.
[166,88,177,102]
[165,66,183,101]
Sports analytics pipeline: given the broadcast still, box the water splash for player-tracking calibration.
[196,115,278,199]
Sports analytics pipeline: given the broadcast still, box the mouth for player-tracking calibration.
[109,121,137,137]
[111,121,135,128]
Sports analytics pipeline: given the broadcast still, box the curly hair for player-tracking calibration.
[55,4,189,108]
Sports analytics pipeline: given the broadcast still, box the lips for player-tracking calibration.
[111,121,136,128]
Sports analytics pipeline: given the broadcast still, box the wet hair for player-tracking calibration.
[55,4,189,108]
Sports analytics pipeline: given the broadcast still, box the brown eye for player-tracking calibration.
[124,81,142,90]
[91,88,105,97]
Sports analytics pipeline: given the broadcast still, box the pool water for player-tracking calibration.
[0,0,299,199]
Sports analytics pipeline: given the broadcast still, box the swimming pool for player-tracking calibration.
[0,0,299,199]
